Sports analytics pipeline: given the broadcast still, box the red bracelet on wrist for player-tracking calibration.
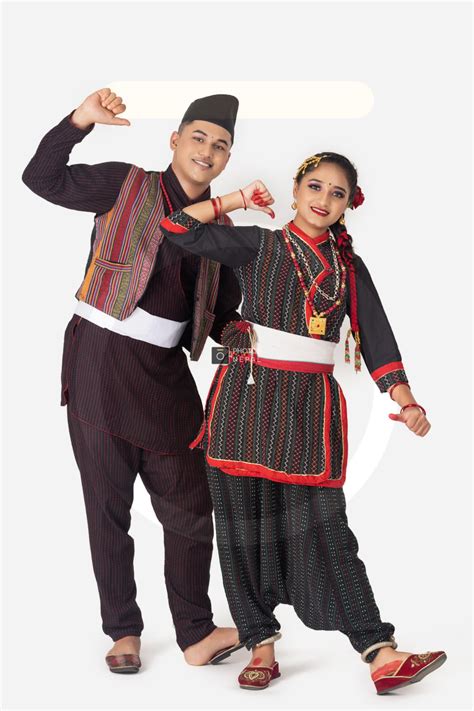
[400,403,426,417]
[211,197,220,220]
[216,196,222,218]
[239,189,247,210]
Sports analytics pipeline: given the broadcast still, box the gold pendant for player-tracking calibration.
[309,316,326,335]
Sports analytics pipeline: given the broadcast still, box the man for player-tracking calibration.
[22,88,244,673]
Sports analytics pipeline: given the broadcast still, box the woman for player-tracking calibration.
[159,152,446,694]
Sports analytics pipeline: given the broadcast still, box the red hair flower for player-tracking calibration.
[350,186,365,209]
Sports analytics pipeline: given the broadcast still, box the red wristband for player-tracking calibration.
[211,197,219,220]
[400,403,426,417]
[239,189,247,210]
[216,196,222,218]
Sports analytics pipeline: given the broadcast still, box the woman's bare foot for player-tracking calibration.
[106,635,141,657]
[184,627,239,665]
[249,642,275,667]
[369,646,410,674]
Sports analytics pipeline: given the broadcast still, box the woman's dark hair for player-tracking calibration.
[294,152,358,267]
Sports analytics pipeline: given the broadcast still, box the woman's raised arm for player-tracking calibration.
[159,180,275,267]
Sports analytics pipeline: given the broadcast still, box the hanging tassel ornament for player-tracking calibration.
[354,330,361,372]
[342,256,362,374]
[344,327,362,373]
[247,325,257,385]
[345,327,352,364]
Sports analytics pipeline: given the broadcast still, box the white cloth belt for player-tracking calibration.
[247,321,336,364]
[74,301,190,348]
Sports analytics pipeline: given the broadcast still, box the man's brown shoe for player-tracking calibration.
[105,653,141,674]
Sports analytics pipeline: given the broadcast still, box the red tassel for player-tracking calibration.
[344,328,362,372]
[354,331,361,373]
[236,320,251,333]
[345,327,352,364]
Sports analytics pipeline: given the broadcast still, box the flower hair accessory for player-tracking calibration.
[349,186,365,209]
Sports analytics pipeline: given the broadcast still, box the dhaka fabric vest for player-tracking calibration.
[75,165,232,361]
[193,227,349,487]
[76,165,166,319]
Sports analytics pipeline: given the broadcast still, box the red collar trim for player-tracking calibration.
[288,221,330,246]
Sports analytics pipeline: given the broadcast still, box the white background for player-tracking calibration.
[2,1,472,709]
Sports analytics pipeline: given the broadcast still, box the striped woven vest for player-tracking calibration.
[76,165,165,320]
[75,164,229,359]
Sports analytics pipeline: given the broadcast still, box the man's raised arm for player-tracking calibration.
[22,88,132,214]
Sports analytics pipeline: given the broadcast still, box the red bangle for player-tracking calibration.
[216,196,222,218]
[400,403,426,417]
[239,188,247,210]
[210,197,219,220]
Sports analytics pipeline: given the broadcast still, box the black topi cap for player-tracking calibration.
[180,94,239,142]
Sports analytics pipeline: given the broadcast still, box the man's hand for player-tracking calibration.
[70,88,130,130]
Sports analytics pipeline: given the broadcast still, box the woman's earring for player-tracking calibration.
[339,214,345,225]
[291,201,297,210]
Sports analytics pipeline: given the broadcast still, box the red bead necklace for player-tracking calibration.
[282,224,346,336]
[159,172,174,213]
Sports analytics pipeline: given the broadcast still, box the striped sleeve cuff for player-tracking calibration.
[370,361,409,394]
[160,209,202,234]
[65,111,95,138]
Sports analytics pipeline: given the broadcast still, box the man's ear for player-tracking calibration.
[170,130,179,151]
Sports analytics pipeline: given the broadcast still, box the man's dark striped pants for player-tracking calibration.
[67,409,216,649]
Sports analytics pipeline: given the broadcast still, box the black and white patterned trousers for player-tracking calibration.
[207,465,395,663]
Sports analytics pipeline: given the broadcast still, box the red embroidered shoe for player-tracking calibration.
[238,661,281,690]
[105,653,141,674]
[372,651,447,695]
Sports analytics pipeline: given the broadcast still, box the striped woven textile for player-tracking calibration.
[161,214,409,487]
[76,166,164,320]
[190,213,233,361]
[192,229,351,487]
[193,322,348,487]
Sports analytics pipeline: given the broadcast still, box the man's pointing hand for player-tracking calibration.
[71,87,131,130]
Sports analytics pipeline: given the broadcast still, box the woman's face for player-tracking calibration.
[293,162,351,233]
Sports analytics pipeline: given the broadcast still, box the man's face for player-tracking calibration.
[170,120,232,187]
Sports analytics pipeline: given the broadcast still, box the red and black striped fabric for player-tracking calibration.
[161,213,409,485]
[23,114,242,451]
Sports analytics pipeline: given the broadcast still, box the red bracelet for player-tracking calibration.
[400,403,426,416]
[211,197,219,220]
[239,188,247,210]
[216,196,222,218]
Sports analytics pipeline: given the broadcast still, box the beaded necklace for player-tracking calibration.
[282,224,347,336]
[159,172,174,213]
[286,229,343,302]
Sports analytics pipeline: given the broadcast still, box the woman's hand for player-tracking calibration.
[388,407,431,436]
[241,180,275,218]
